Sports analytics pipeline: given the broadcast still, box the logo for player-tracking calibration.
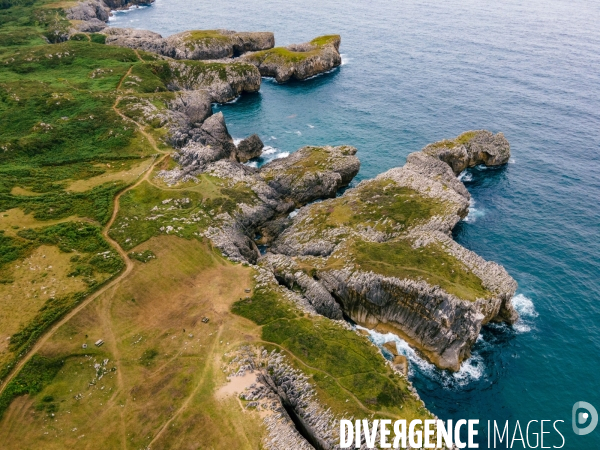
[572,401,598,436]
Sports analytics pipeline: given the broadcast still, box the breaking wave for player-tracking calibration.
[356,325,485,388]
[511,294,538,333]
[463,198,485,222]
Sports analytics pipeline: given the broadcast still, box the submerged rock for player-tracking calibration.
[240,35,342,83]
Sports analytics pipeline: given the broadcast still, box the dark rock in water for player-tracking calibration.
[383,341,399,356]
[260,145,360,206]
[422,130,511,175]
[240,35,342,83]
[236,134,264,162]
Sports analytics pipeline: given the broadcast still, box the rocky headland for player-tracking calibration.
[154,125,517,371]
[240,35,342,83]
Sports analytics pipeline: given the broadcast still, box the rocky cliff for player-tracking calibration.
[101,28,275,60]
[263,131,517,370]
[240,35,342,83]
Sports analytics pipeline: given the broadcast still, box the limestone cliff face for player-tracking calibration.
[265,130,517,371]
[165,30,274,60]
[67,0,154,27]
[101,27,274,60]
[159,60,261,103]
[240,35,342,83]
[259,145,360,206]
[157,145,360,263]
[422,130,511,175]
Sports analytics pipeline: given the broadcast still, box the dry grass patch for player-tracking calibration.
[0,246,88,356]
[0,236,265,449]
[66,158,155,193]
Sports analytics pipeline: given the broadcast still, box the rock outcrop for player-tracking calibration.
[165,30,274,60]
[422,130,511,175]
[259,145,360,206]
[264,130,516,371]
[236,134,264,162]
[240,35,342,83]
[67,0,154,30]
[101,27,274,60]
[101,27,173,54]
[156,145,359,263]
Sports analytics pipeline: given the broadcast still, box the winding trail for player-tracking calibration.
[0,65,169,396]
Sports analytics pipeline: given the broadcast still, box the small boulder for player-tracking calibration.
[236,134,264,162]
[383,341,399,356]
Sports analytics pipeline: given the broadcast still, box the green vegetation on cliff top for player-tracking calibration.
[233,283,430,419]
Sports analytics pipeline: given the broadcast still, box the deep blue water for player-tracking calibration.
[110,1,600,447]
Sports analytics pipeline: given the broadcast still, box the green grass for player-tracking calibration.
[128,59,258,94]
[128,249,156,263]
[109,179,258,250]
[0,221,124,381]
[0,354,64,420]
[351,239,491,301]
[306,180,447,237]
[231,288,298,325]
[246,34,340,66]
[428,131,479,150]
[233,283,429,418]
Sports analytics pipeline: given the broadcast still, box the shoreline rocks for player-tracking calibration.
[261,130,516,371]
[240,35,342,83]
[101,28,275,60]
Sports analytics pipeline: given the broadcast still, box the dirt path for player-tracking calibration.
[147,326,224,448]
[0,69,170,396]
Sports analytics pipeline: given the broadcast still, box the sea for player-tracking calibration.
[109,0,600,447]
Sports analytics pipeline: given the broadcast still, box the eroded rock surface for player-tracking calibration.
[422,130,511,175]
[236,134,264,162]
[264,130,516,370]
[240,35,342,83]
[100,27,274,60]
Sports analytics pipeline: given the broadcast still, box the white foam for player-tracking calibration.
[233,138,243,146]
[246,161,258,168]
[262,146,277,155]
[512,294,538,318]
[289,210,299,218]
[295,130,302,136]
[270,136,277,140]
[341,54,352,65]
[307,124,315,129]
[511,294,537,334]
[356,325,485,387]
[458,171,473,182]
[463,198,485,222]
[509,158,516,164]
[274,152,290,159]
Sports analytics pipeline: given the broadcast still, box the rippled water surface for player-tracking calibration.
[110,1,600,446]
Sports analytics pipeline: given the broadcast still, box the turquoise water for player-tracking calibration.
[110,1,600,447]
